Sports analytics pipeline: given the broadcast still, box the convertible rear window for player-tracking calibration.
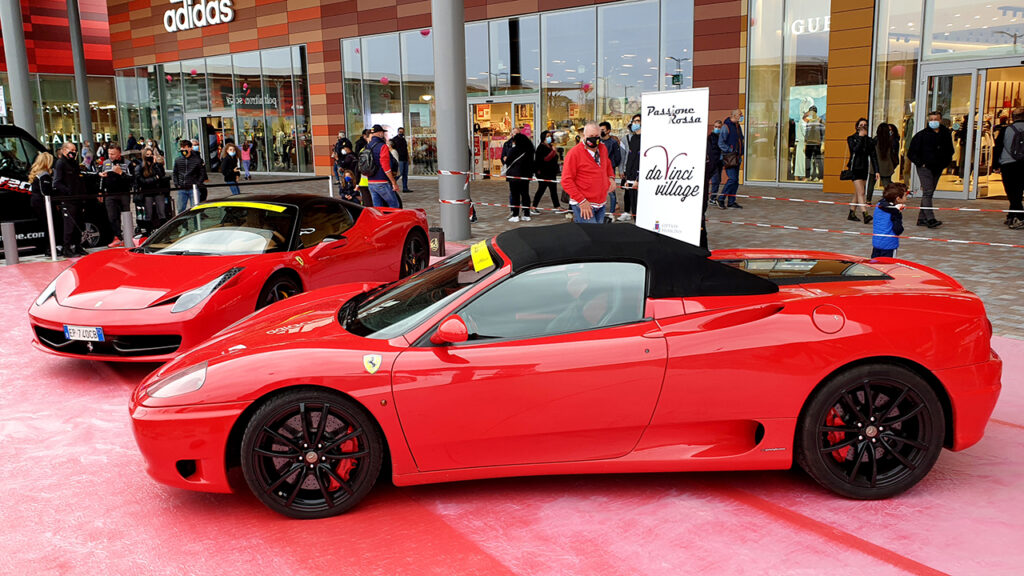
[718,259,892,285]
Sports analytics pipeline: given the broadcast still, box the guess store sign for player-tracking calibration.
[163,0,235,33]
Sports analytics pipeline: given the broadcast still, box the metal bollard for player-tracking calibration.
[428,226,446,257]
[327,174,334,198]
[192,184,200,207]
[2,221,19,265]
[45,195,58,261]
[120,211,135,248]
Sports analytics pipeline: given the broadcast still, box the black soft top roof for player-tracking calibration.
[494,224,778,298]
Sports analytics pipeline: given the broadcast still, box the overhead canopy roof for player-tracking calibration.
[494,223,779,298]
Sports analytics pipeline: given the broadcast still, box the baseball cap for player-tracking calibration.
[371,124,385,133]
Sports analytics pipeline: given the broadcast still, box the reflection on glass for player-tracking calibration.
[598,0,658,135]
[780,0,830,183]
[343,39,365,139]
[38,75,78,148]
[233,52,264,172]
[489,17,540,95]
[362,34,403,137]
[262,47,297,173]
[542,8,596,148]
[207,55,234,114]
[293,46,313,173]
[401,30,437,176]
[872,0,923,185]
[924,73,971,193]
[116,69,141,147]
[466,23,489,97]
[87,77,119,144]
[182,59,208,111]
[661,0,694,90]
[160,62,185,153]
[925,1,1024,60]
[746,0,782,182]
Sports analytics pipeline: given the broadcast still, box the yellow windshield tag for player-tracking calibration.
[193,201,287,213]
[470,241,495,272]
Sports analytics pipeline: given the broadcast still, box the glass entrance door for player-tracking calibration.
[468,97,538,179]
[919,71,975,197]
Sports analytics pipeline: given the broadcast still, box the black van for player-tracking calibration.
[0,125,112,256]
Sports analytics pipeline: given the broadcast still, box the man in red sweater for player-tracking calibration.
[562,123,616,223]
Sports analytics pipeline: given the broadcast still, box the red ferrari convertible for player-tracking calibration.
[129,224,1001,518]
[30,194,429,362]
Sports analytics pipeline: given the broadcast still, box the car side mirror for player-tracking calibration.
[430,315,469,345]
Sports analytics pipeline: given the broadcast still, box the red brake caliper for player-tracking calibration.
[826,408,850,462]
[327,426,358,491]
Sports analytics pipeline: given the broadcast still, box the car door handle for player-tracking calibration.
[698,305,784,331]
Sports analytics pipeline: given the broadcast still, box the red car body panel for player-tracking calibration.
[29,201,427,362]
[128,244,1001,494]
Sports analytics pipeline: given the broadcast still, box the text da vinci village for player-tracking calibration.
[643,105,704,201]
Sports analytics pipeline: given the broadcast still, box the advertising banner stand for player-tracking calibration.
[635,88,710,246]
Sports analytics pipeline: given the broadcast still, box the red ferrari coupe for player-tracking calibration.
[129,224,1001,518]
[30,194,429,362]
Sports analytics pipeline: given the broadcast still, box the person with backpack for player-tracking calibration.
[358,125,400,208]
[993,107,1024,229]
[908,111,954,228]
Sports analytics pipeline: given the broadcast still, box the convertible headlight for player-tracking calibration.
[171,267,243,313]
[35,278,59,307]
[146,362,207,398]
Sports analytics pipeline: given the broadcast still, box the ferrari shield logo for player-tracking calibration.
[363,354,383,374]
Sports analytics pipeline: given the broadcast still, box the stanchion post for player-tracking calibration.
[1,222,19,265]
[120,211,135,248]
[192,184,199,207]
[45,195,58,261]
[327,174,333,198]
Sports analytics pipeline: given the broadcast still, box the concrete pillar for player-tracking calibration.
[431,0,471,240]
[0,0,37,132]
[66,0,95,147]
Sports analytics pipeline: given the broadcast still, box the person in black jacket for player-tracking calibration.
[845,117,880,224]
[135,147,168,231]
[532,130,561,212]
[504,131,534,222]
[390,127,412,193]
[620,113,642,221]
[172,139,207,213]
[100,144,133,247]
[990,108,1024,228]
[220,142,241,195]
[52,142,89,257]
[706,119,724,205]
[907,110,954,228]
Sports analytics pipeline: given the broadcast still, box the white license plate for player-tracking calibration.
[64,325,105,342]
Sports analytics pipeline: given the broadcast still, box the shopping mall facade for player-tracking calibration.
[8,0,1021,197]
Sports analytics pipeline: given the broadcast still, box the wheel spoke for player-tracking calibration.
[863,381,875,420]
[883,403,925,426]
[819,425,859,433]
[262,427,301,453]
[848,443,867,482]
[313,403,330,447]
[265,463,302,494]
[867,442,878,487]
[254,446,299,458]
[314,466,334,508]
[881,388,910,419]
[819,436,858,453]
[285,467,309,506]
[298,403,312,445]
[879,438,917,471]
[322,428,362,452]
[322,465,355,495]
[886,434,928,451]
[323,449,369,461]
[840,392,869,424]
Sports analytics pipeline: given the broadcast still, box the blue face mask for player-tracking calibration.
[929,120,941,130]
[228,150,236,157]
[713,128,721,134]
[631,123,641,132]
[546,137,553,144]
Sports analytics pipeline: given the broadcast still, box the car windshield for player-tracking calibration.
[141,202,297,255]
[343,248,498,340]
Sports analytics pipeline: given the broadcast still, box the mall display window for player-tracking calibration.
[872,0,923,186]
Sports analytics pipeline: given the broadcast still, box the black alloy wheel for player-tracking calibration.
[240,389,383,519]
[399,229,429,278]
[256,275,301,310]
[796,364,944,499]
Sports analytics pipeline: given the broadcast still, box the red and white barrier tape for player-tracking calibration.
[438,169,1024,214]
[438,198,1024,250]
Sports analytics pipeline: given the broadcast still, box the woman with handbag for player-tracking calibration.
[844,117,880,224]
[532,130,561,212]
[867,123,899,203]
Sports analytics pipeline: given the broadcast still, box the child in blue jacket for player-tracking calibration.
[872,183,908,258]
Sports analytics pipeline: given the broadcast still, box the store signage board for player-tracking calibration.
[635,87,708,246]
[164,0,235,33]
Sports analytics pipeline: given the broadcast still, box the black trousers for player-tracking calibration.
[622,184,638,215]
[1002,161,1024,221]
[105,193,131,239]
[509,180,531,216]
[61,201,83,248]
[532,181,560,209]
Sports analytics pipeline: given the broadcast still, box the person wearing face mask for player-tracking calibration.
[717,109,745,209]
[562,123,615,224]
[503,129,534,222]
[908,111,954,228]
[844,118,880,224]
[221,143,242,195]
[135,146,169,232]
[619,114,642,221]
[532,130,562,212]
[99,144,132,247]
[172,139,207,213]
[706,120,724,206]
[390,127,412,193]
[52,142,89,257]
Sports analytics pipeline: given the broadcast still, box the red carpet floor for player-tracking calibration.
[2,259,1021,575]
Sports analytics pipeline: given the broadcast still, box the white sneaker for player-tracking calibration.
[508,216,520,223]
[618,213,632,222]
[521,215,531,222]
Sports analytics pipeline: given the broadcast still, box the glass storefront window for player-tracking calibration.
[159,62,185,152]
[746,0,783,182]
[362,34,403,137]
[925,1,1024,60]
[661,0,695,90]
[401,29,437,176]
[0,73,12,125]
[598,0,659,135]
[233,52,265,172]
[116,69,141,146]
[38,75,79,149]
[489,17,540,96]
[343,39,365,139]
[207,55,234,114]
[88,77,119,145]
[262,47,297,172]
[293,46,313,174]
[466,23,490,97]
[873,0,923,185]
[779,0,830,184]
[182,59,209,112]
[542,8,597,146]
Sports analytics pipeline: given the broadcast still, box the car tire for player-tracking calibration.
[399,229,429,278]
[255,274,301,310]
[796,363,944,500]
[240,388,383,519]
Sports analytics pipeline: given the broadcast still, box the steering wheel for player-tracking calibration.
[270,230,287,247]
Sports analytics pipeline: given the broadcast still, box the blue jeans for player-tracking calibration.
[242,160,250,178]
[719,165,740,206]
[607,191,617,217]
[708,164,722,202]
[228,183,241,195]
[399,160,410,191]
[369,182,400,208]
[572,203,606,224]
[177,189,193,213]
